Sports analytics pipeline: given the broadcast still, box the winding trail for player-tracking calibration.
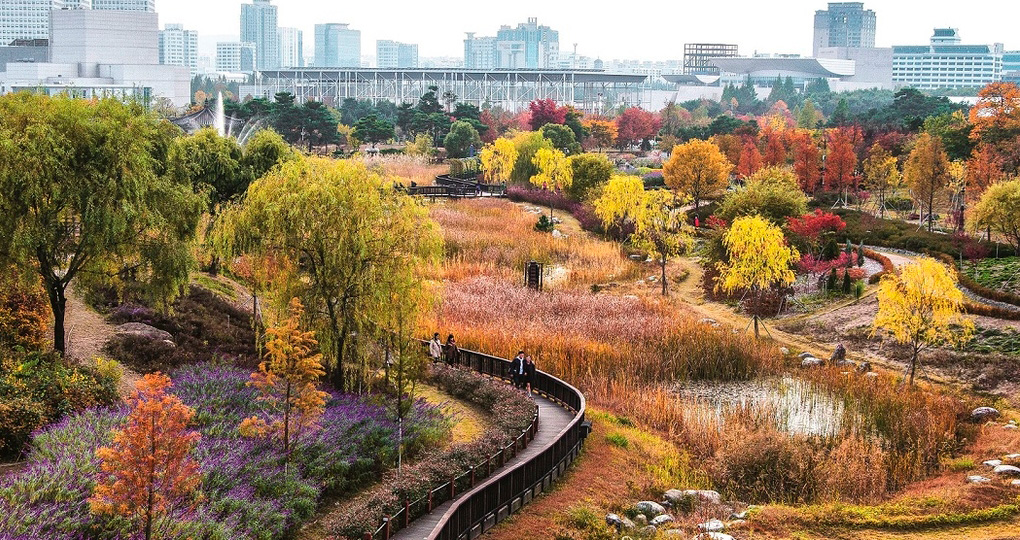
[392,393,575,540]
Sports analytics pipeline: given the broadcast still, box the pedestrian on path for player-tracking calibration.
[510,351,525,388]
[429,332,443,363]
[523,355,536,396]
[444,334,460,365]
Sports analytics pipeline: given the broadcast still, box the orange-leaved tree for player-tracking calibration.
[663,138,733,210]
[240,297,328,457]
[969,82,1020,146]
[89,373,202,540]
[737,138,763,178]
[904,132,951,232]
[824,127,859,194]
[792,132,821,194]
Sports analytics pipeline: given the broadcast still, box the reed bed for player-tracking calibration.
[357,154,446,186]
[430,199,637,285]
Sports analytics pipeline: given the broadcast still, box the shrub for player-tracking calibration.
[0,349,118,458]
[0,268,48,351]
[717,166,809,225]
[566,153,613,200]
[713,429,818,504]
[535,214,555,233]
[863,248,897,284]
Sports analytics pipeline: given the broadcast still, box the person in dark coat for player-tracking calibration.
[510,351,525,388]
[444,334,460,365]
[523,355,536,396]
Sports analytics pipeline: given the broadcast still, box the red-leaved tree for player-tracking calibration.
[737,138,763,178]
[824,127,860,192]
[90,373,202,540]
[528,99,567,130]
[786,209,846,256]
[763,131,787,166]
[792,133,821,193]
[614,107,662,149]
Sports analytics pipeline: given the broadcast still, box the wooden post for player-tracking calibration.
[428,490,433,512]
[384,518,391,540]
[364,533,371,540]
[486,456,491,476]
[404,499,410,527]
[449,476,456,500]
[470,466,476,488]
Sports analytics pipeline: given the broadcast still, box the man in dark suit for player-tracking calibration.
[510,351,525,388]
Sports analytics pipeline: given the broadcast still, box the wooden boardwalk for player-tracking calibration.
[391,393,576,540]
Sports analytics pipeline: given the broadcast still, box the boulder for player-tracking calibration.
[801,357,824,367]
[664,489,722,507]
[650,515,674,526]
[629,254,645,261]
[971,407,1000,422]
[983,459,1003,467]
[605,513,621,528]
[780,347,790,355]
[638,525,658,536]
[634,501,666,517]
[729,510,749,520]
[993,465,1020,477]
[1012,479,1020,487]
[1006,424,1018,431]
[865,372,879,378]
[834,359,856,368]
[698,519,725,532]
[633,514,648,526]
[857,361,872,373]
[694,533,735,540]
[114,322,174,345]
[967,475,992,484]
[551,229,568,239]
[697,318,718,326]
[1004,454,1020,460]
[798,352,815,359]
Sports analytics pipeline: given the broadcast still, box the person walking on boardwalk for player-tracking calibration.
[429,332,443,363]
[523,355,536,396]
[510,351,525,388]
[444,334,460,365]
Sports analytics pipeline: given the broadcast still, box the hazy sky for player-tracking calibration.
[162,0,1020,61]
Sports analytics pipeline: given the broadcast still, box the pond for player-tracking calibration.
[673,377,854,438]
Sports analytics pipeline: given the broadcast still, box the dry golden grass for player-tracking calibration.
[357,154,447,186]
[430,199,638,285]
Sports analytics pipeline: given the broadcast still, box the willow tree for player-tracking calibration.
[0,94,204,354]
[216,157,442,391]
[873,258,973,385]
[717,215,799,338]
[595,175,694,296]
[971,178,1020,253]
[531,147,572,219]
[479,137,517,184]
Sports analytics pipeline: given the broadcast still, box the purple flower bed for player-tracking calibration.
[0,364,446,540]
[506,185,633,242]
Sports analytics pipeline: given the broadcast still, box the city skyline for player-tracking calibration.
[158,0,1017,63]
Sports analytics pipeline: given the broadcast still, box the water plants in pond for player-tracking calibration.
[674,377,849,437]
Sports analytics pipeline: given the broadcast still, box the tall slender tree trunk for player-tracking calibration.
[660,257,668,296]
[47,280,68,355]
[909,347,919,385]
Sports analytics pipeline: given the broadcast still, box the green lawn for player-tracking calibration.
[968,257,1020,296]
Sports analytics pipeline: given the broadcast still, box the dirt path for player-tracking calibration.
[61,285,140,397]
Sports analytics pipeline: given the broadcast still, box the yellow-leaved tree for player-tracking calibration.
[663,138,733,210]
[863,143,901,219]
[479,137,517,184]
[595,175,693,295]
[240,297,328,457]
[717,215,799,337]
[904,133,951,232]
[531,147,572,219]
[872,258,973,385]
[970,178,1020,253]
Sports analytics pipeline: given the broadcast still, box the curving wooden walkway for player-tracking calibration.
[392,393,575,539]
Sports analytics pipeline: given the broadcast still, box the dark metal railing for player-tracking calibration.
[364,344,588,540]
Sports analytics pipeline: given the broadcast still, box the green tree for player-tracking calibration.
[0,94,204,354]
[241,129,297,182]
[540,123,582,155]
[595,176,694,295]
[971,178,1020,252]
[566,153,614,200]
[442,120,482,158]
[216,158,441,391]
[510,131,554,185]
[717,166,808,224]
[353,114,395,147]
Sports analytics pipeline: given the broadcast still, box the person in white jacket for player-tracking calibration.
[429,333,443,362]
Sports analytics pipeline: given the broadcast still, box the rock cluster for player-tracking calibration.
[605,489,749,539]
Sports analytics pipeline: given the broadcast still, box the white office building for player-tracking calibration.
[1,0,64,44]
[0,9,189,106]
[159,23,198,76]
[376,40,417,68]
[463,33,496,69]
[314,23,360,67]
[216,41,256,73]
[240,0,277,70]
[893,29,1004,90]
[91,0,154,10]
[278,26,302,68]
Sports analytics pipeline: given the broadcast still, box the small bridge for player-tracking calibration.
[404,175,507,199]
[366,344,589,540]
